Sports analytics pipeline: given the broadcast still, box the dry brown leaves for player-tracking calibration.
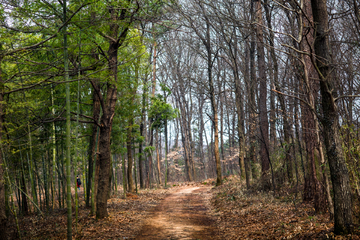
[8,179,360,239]
[10,187,174,240]
[209,175,360,240]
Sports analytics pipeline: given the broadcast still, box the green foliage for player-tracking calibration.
[149,94,177,131]
[144,146,155,153]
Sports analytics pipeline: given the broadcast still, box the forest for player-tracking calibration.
[0,0,360,239]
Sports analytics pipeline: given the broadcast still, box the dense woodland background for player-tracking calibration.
[0,0,360,238]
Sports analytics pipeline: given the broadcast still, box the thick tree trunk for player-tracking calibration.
[299,0,327,213]
[95,28,121,218]
[86,88,100,207]
[96,122,113,218]
[311,0,353,234]
[95,3,132,218]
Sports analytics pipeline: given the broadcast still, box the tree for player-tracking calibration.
[311,0,353,234]
[254,0,270,181]
[91,1,140,219]
[175,0,222,185]
[149,91,177,184]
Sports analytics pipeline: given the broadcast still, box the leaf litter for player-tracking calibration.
[7,178,360,239]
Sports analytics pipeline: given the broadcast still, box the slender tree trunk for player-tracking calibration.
[27,131,38,210]
[198,94,207,179]
[127,121,134,193]
[164,120,168,187]
[220,81,225,167]
[42,154,49,211]
[50,86,57,210]
[155,130,161,185]
[139,77,147,189]
[311,0,353,234]
[264,0,293,182]
[63,0,72,236]
[249,3,258,182]
[121,151,126,198]
[204,20,222,186]
[146,128,154,188]
[179,113,192,181]
[0,58,7,238]
[233,40,246,181]
[255,0,270,178]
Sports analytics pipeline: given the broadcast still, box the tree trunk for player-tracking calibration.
[311,0,353,234]
[139,76,147,189]
[63,1,72,236]
[96,120,113,218]
[249,2,258,183]
[155,130,161,185]
[146,127,154,188]
[180,113,192,181]
[86,87,100,207]
[95,42,119,219]
[0,60,7,238]
[264,0,293,182]
[299,0,327,213]
[127,122,134,193]
[203,19,222,186]
[198,93,207,179]
[164,119,168,187]
[95,3,130,218]
[255,0,270,178]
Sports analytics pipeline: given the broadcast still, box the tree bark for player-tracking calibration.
[95,17,123,218]
[311,0,353,234]
[248,17,257,183]
[202,19,222,186]
[0,58,7,239]
[139,75,147,189]
[299,0,327,213]
[86,87,100,207]
[255,0,270,177]
[95,3,133,218]
[127,121,134,193]
[155,130,161,185]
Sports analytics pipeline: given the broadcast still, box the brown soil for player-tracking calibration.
[135,186,219,240]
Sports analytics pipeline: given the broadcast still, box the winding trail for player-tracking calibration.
[135,185,219,240]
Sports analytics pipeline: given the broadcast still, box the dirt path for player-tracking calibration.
[135,185,219,240]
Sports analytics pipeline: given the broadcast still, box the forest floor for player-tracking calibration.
[8,176,360,239]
